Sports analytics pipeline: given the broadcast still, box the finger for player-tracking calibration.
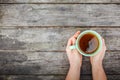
[102,38,106,48]
[73,31,80,38]
[73,31,80,39]
[102,38,107,52]
[71,37,76,45]
[104,45,107,51]
[66,31,80,48]
[67,37,72,47]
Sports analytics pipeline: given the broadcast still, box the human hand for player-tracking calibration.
[90,38,107,80]
[90,38,107,66]
[66,31,82,68]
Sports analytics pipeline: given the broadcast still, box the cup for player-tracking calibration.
[70,30,102,56]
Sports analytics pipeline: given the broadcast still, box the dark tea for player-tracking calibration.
[79,33,99,54]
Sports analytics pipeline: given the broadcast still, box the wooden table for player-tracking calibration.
[0,0,120,80]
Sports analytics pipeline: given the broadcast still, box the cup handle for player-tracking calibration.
[69,45,76,49]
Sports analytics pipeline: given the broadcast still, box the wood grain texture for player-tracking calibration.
[0,75,65,80]
[0,4,120,26]
[0,0,120,3]
[0,75,120,80]
[0,51,119,75]
[0,28,119,51]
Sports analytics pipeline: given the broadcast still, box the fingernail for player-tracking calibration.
[77,31,80,33]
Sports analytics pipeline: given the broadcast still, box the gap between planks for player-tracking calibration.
[0,26,120,29]
[0,73,120,76]
[1,3,120,4]
[0,50,118,53]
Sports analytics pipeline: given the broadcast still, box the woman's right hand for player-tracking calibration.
[90,38,107,66]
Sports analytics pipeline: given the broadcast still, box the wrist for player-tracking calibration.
[91,61,102,66]
[70,65,81,71]
[91,62,103,69]
[70,63,82,69]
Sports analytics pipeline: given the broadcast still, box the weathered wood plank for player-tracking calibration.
[0,51,69,75]
[0,4,120,26]
[0,0,119,3]
[0,28,119,51]
[0,75,120,80]
[0,75,65,80]
[0,51,119,75]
